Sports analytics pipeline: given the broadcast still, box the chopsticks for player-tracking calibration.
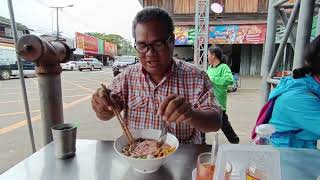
[101,84,135,145]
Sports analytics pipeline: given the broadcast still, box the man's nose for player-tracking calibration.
[145,46,157,57]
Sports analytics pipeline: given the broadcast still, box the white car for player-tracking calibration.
[76,58,103,71]
[61,61,77,71]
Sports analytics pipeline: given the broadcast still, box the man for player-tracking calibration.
[207,46,239,144]
[91,7,222,144]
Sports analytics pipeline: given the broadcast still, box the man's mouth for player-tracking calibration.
[147,61,159,67]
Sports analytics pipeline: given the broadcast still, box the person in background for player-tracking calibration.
[269,35,320,149]
[207,46,239,144]
[91,7,222,144]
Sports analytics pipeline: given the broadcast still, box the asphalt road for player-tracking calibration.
[0,68,123,173]
[0,68,261,174]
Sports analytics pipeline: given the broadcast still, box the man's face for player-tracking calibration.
[134,21,174,77]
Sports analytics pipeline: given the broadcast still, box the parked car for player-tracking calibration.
[0,60,36,80]
[61,61,77,71]
[0,46,36,80]
[112,56,138,76]
[76,58,103,71]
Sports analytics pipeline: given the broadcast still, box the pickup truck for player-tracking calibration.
[76,58,103,71]
[0,46,36,80]
[112,56,138,76]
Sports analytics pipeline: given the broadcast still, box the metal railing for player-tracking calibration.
[262,0,318,104]
[194,0,209,70]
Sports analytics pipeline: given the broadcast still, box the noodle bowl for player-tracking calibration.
[114,129,179,174]
[122,138,176,159]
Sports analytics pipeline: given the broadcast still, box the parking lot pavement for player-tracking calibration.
[0,68,121,173]
[0,68,261,173]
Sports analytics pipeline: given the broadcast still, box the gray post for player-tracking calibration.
[268,0,300,81]
[56,8,59,40]
[17,35,72,146]
[278,9,297,47]
[38,75,64,144]
[261,0,278,104]
[7,0,36,153]
[273,0,289,8]
[293,0,315,69]
[317,8,320,35]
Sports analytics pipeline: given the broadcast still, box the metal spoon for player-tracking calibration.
[157,116,168,148]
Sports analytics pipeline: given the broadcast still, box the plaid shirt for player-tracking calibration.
[109,59,221,144]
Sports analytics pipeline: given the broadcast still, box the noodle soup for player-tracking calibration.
[122,138,176,159]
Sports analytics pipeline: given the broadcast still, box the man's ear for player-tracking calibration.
[170,33,175,46]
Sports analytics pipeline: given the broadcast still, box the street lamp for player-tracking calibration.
[49,4,74,40]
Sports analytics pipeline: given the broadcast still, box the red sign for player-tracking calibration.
[75,32,98,54]
[104,42,117,56]
[235,24,267,44]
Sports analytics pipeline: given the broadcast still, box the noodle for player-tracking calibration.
[121,138,176,159]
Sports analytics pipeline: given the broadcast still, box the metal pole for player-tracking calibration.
[194,0,199,65]
[7,0,36,153]
[293,0,315,70]
[261,0,278,104]
[317,8,320,35]
[279,3,320,9]
[56,8,59,40]
[278,9,297,47]
[267,78,280,84]
[17,35,72,146]
[282,43,287,77]
[203,0,209,70]
[268,0,300,81]
[38,75,64,144]
[193,0,209,70]
[273,0,289,8]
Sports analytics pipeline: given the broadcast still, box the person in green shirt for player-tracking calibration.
[207,46,239,144]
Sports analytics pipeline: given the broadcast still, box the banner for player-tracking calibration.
[98,39,104,54]
[75,32,99,54]
[209,25,238,44]
[209,24,267,44]
[104,42,117,56]
[235,24,267,44]
[175,24,266,45]
[174,26,195,45]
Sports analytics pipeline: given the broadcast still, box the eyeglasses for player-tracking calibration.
[134,36,171,54]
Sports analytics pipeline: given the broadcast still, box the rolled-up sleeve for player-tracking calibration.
[108,72,126,110]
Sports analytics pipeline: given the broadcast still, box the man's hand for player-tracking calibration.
[91,88,120,121]
[157,95,193,124]
[157,94,222,132]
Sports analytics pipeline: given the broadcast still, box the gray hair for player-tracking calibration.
[132,7,174,39]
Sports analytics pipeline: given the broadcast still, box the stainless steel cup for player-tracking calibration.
[51,123,77,159]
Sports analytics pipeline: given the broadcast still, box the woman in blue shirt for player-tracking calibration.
[269,35,320,149]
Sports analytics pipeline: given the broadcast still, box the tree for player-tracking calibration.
[85,32,136,56]
[0,16,29,32]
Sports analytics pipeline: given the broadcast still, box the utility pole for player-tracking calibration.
[49,4,74,41]
[56,8,59,40]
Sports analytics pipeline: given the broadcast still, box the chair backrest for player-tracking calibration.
[251,98,276,139]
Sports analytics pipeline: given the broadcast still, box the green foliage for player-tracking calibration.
[85,32,136,56]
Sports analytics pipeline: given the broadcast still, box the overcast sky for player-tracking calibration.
[0,0,142,42]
